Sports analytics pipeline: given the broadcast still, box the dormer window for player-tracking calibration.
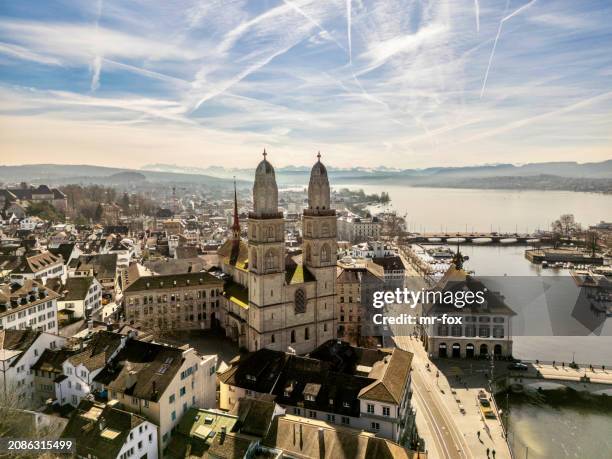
[246,374,256,382]
[305,394,315,402]
[343,401,350,408]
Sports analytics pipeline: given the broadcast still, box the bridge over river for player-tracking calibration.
[406,232,552,245]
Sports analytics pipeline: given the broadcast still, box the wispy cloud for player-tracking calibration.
[0,0,610,169]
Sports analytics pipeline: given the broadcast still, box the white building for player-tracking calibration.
[62,399,158,459]
[0,279,59,334]
[0,329,66,409]
[55,331,127,407]
[93,339,217,453]
[337,216,382,243]
[350,241,396,259]
[53,276,103,320]
[10,251,66,285]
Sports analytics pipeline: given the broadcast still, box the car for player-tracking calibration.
[508,362,529,371]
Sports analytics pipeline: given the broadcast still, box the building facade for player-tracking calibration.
[123,272,224,333]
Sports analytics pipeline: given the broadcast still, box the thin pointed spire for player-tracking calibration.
[263,148,267,160]
[317,151,321,161]
[232,176,240,235]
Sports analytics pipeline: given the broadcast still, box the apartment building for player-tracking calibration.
[93,339,217,454]
[337,216,382,243]
[123,272,224,333]
[55,331,126,407]
[0,279,59,334]
[0,329,66,409]
[10,251,66,285]
[336,263,385,345]
[218,340,415,444]
[62,399,158,459]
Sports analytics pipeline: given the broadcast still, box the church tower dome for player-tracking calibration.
[252,149,279,218]
[307,152,331,213]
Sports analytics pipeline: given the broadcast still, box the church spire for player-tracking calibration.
[232,177,240,239]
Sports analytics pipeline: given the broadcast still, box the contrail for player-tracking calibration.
[474,0,480,32]
[480,0,537,99]
[90,0,103,92]
[281,0,346,52]
[347,0,352,63]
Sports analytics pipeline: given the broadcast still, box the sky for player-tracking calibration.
[0,0,611,170]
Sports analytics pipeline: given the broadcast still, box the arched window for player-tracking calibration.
[321,223,330,237]
[265,250,276,270]
[290,330,296,343]
[295,289,306,314]
[266,226,274,239]
[251,249,258,269]
[320,244,330,263]
[305,244,311,262]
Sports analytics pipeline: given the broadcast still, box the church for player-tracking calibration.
[218,151,337,354]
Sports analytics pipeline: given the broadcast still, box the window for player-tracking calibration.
[169,394,175,403]
[371,422,380,431]
[265,250,276,270]
[171,411,176,421]
[304,327,309,340]
[309,410,316,418]
[367,404,374,414]
[341,416,350,425]
[382,406,390,417]
[180,387,186,397]
[290,330,296,343]
[320,244,330,263]
[327,414,335,423]
[271,334,275,344]
[251,249,257,269]
[294,289,306,314]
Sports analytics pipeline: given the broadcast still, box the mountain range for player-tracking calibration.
[1,160,611,192]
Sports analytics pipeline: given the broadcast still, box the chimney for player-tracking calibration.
[220,426,226,445]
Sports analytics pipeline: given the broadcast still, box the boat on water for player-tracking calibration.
[447,237,466,243]
[500,238,518,244]
[473,237,492,244]
[428,237,442,242]
[526,238,540,244]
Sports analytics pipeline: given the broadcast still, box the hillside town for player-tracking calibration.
[1,153,611,459]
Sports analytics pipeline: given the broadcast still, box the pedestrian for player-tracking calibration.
[486,447,490,457]
[492,449,496,458]
[477,430,480,440]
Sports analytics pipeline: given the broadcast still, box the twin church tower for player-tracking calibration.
[225,151,337,354]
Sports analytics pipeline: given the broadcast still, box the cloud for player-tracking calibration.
[0,0,610,169]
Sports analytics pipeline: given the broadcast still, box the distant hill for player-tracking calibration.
[1,159,610,192]
[0,164,242,189]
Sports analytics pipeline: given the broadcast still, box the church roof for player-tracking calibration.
[217,239,248,270]
[285,255,316,284]
[223,280,249,309]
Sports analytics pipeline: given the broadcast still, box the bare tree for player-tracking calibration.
[551,214,582,240]
[585,230,599,257]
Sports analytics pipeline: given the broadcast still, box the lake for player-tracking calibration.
[343,184,612,233]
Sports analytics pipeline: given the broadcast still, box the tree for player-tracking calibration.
[585,230,599,257]
[94,203,103,222]
[26,201,65,223]
[551,214,582,240]
[120,192,130,214]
